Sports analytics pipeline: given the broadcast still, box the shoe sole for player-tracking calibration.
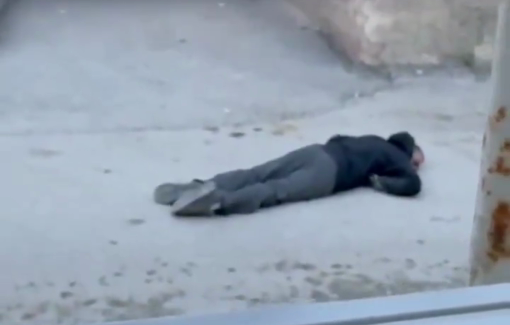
[171,181,217,216]
[154,180,205,206]
[153,183,180,205]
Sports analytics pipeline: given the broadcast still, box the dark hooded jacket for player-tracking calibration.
[322,132,421,196]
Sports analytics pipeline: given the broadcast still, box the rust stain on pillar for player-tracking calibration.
[488,156,510,175]
[490,107,508,130]
[488,201,510,262]
[495,106,507,123]
[501,140,510,152]
[488,135,510,176]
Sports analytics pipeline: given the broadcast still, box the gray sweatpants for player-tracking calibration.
[209,144,338,214]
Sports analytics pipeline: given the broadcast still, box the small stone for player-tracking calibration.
[229,131,245,138]
[203,126,219,133]
[127,218,145,226]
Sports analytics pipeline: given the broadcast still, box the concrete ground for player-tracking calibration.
[0,0,489,324]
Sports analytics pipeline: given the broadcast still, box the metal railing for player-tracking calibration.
[98,284,510,325]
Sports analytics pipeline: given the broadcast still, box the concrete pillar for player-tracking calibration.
[470,0,510,286]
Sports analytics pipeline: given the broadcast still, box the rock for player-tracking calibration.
[288,0,500,68]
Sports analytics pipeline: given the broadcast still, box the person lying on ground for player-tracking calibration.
[154,131,424,217]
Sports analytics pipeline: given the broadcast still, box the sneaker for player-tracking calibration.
[153,179,204,205]
[171,181,221,216]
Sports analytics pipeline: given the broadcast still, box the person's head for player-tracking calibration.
[387,131,425,170]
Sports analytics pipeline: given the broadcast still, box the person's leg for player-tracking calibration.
[172,145,338,216]
[210,144,322,191]
[155,144,322,205]
[218,166,334,214]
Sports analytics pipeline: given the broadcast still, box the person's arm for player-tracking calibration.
[369,170,421,197]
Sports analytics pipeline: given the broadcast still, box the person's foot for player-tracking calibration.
[171,181,221,217]
[153,179,204,205]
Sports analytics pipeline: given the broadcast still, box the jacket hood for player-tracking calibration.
[387,132,416,157]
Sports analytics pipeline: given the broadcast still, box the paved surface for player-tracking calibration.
[0,0,489,324]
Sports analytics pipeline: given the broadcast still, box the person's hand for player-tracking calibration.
[369,174,378,184]
[369,174,384,191]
